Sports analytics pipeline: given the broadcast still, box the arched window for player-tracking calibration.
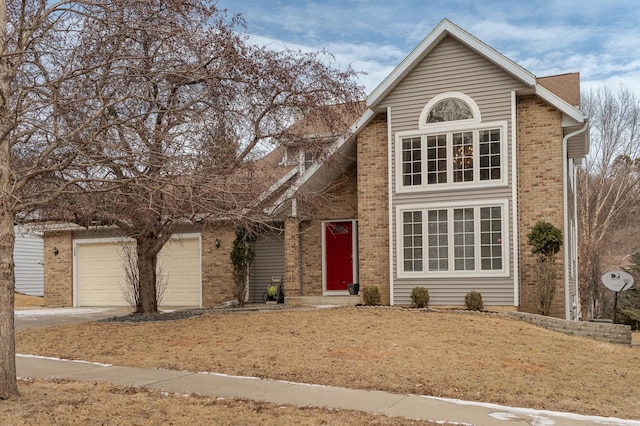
[426,98,473,122]
[418,92,481,129]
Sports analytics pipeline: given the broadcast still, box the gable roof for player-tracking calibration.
[265,19,589,215]
[368,19,587,125]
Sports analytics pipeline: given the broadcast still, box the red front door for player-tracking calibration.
[325,221,353,291]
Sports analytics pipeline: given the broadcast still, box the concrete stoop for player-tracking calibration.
[284,295,360,307]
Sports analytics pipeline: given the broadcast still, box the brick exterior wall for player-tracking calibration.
[284,217,301,294]
[43,231,73,307]
[295,165,359,296]
[517,95,566,318]
[356,113,391,304]
[201,225,236,306]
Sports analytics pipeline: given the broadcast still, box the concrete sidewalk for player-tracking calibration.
[16,355,640,426]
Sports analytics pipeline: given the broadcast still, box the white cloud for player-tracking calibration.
[222,0,640,97]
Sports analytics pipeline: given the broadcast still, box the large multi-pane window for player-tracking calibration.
[398,125,505,190]
[398,93,506,191]
[398,202,507,276]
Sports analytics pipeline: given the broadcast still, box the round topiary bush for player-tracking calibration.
[411,286,430,308]
[361,286,381,306]
[465,290,483,311]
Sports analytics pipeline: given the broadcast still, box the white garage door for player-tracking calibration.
[75,235,201,307]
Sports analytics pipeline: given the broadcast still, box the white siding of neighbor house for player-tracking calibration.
[14,226,44,296]
[378,35,530,307]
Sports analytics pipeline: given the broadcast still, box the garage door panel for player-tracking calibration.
[76,236,201,307]
[76,242,132,306]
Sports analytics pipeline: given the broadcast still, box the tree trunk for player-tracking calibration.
[0,0,18,401]
[135,236,159,314]
[0,201,17,399]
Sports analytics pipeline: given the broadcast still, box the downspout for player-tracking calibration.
[387,106,394,305]
[563,123,588,320]
[573,159,580,317]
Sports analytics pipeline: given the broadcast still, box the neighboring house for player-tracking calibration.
[14,225,44,296]
[42,19,589,319]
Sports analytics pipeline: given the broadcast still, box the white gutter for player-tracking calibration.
[563,123,589,320]
[510,91,520,308]
[387,106,394,305]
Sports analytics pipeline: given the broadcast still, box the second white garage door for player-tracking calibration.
[75,235,201,307]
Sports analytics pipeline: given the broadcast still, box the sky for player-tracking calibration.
[216,0,640,96]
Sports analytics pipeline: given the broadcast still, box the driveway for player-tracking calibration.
[14,307,131,332]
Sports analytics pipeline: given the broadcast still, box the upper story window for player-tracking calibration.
[397,92,507,192]
[426,98,473,123]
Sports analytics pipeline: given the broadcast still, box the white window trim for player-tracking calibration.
[395,200,510,279]
[395,120,509,194]
[418,91,482,130]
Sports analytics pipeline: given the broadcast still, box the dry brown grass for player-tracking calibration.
[1,378,437,425]
[14,292,44,308]
[15,307,640,420]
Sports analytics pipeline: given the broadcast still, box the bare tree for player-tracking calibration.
[0,0,125,399]
[43,0,364,314]
[578,86,640,320]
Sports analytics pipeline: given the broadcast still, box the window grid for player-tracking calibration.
[427,134,447,184]
[452,131,473,182]
[402,137,422,186]
[453,208,475,271]
[427,209,448,271]
[399,204,505,275]
[479,129,501,181]
[402,211,423,272]
[398,126,504,190]
[480,206,502,270]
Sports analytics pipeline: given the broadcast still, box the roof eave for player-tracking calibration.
[265,108,377,215]
[535,83,588,124]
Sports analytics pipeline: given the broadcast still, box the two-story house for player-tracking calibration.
[43,19,588,319]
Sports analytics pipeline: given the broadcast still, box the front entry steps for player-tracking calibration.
[284,295,360,307]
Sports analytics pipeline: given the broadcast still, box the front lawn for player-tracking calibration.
[15,307,640,420]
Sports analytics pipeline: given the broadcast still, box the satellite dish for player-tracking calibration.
[601,271,635,292]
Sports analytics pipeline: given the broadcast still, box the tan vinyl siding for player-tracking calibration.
[249,230,285,303]
[393,278,515,306]
[380,35,528,307]
[383,36,529,130]
[567,132,588,160]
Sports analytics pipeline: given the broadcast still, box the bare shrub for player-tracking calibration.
[119,242,167,311]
